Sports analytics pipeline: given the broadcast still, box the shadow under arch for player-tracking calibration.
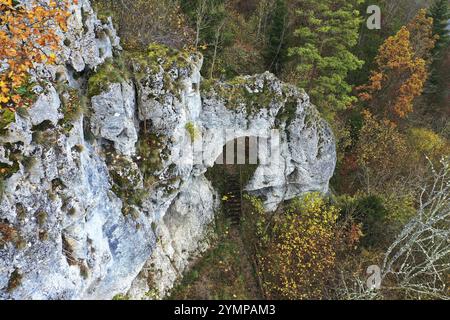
[204,136,264,224]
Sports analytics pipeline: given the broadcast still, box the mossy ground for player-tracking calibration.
[125,43,195,77]
[202,75,286,115]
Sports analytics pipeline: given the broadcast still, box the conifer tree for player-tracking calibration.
[265,0,288,75]
[288,0,364,117]
[427,0,450,96]
[429,0,450,57]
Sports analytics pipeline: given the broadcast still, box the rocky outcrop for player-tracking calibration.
[90,81,138,156]
[0,0,336,300]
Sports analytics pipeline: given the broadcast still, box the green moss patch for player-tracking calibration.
[106,152,147,217]
[87,57,130,98]
[203,75,283,114]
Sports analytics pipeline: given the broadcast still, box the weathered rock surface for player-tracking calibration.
[90,81,138,156]
[0,0,336,300]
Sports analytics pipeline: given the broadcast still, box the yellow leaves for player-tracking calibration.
[0,81,9,94]
[11,95,21,104]
[0,0,70,110]
[356,110,409,182]
[249,192,346,299]
[0,94,9,104]
[0,0,12,7]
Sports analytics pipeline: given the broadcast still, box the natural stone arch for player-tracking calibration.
[0,18,336,299]
[129,61,336,297]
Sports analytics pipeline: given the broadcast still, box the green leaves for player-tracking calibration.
[289,0,364,116]
[0,108,15,130]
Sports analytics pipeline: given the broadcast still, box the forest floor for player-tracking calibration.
[168,217,262,300]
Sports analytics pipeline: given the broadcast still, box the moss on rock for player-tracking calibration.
[87,57,130,98]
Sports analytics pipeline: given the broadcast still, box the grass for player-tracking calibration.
[0,109,15,135]
[135,130,171,188]
[7,269,23,293]
[87,57,130,98]
[112,293,130,300]
[0,223,26,250]
[36,210,47,227]
[105,151,148,217]
[58,87,88,134]
[275,98,298,128]
[185,122,199,142]
[0,143,22,200]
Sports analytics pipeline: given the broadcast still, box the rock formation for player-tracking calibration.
[0,0,336,299]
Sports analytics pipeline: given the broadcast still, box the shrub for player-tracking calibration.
[87,57,129,98]
[243,192,361,300]
[407,127,448,161]
[0,0,70,110]
[185,122,199,142]
[338,194,390,249]
[92,0,194,50]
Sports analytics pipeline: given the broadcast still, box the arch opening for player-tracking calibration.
[205,136,260,224]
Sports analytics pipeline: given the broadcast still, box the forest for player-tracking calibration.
[0,0,449,300]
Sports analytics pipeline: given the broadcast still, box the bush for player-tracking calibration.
[243,193,361,300]
[87,57,129,98]
[338,194,389,249]
[92,0,194,50]
[407,127,448,161]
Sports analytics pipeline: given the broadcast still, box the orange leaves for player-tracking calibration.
[0,0,70,110]
[0,0,12,7]
[357,10,436,120]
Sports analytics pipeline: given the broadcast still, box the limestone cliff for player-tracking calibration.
[0,0,336,299]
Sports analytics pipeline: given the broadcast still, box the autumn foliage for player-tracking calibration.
[0,0,71,110]
[244,193,361,300]
[358,10,436,119]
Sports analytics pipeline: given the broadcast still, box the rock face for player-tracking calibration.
[90,81,138,156]
[0,0,336,299]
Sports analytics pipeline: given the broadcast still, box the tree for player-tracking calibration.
[381,158,450,299]
[355,111,409,193]
[193,0,208,49]
[288,0,364,117]
[179,0,228,77]
[250,192,361,300]
[429,0,450,58]
[0,0,71,110]
[427,0,450,97]
[92,0,193,50]
[265,0,288,75]
[358,10,436,119]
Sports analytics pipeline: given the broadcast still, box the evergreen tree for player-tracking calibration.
[429,0,450,57]
[265,0,288,75]
[288,0,364,118]
[427,0,450,97]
